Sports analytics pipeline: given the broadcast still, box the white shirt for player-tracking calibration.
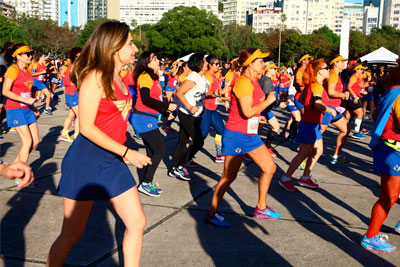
[179,71,209,117]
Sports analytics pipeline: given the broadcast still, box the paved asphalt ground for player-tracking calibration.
[0,89,399,266]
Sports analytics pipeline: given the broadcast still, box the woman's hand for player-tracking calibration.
[189,106,199,114]
[259,116,267,124]
[167,113,175,121]
[25,98,36,106]
[125,149,152,168]
[168,103,177,111]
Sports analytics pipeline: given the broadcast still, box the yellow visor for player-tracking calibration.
[243,49,270,66]
[12,45,34,57]
[330,55,348,65]
[265,63,279,71]
[353,64,367,71]
[299,54,314,63]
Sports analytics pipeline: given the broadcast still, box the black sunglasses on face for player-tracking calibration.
[212,62,220,66]
[20,52,34,57]
[321,66,329,70]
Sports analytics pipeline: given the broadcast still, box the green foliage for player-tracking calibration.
[223,24,261,59]
[147,6,228,59]
[75,18,109,47]
[0,15,27,49]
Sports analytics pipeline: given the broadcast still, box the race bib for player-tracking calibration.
[247,116,260,134]
[336,106,346,114]
[215,97,225,105]
[20,92,31,107]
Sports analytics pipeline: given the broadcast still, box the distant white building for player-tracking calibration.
[246,6,282,33]
[4,0,58,22]
[383,0,400,29]
[223,0,273,26]
[363,3,379,34]
[344,0,364,31]
[118,0,219,27]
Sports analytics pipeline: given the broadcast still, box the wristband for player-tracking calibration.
[122,147,129,158]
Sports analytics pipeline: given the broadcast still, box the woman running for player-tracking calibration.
[131,51,177,197]
[205,48,281,228]
[47,21,151,266]
[2,44,39,163]
[31,53,53,115]
[279,59,335,192]
[321,55,351,165]
[59,47,82,142]
[360,61,400,253]
[362,70,376,120]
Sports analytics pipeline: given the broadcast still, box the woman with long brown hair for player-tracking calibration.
[279,59,335,192]
[205,48,281,228]
[47,21,151,266]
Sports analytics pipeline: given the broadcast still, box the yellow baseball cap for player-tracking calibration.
[299,54,314,63]
[242,49,270,66]
[330,55,348,65]
[12,45,34,57]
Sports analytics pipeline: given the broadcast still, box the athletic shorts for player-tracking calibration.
[344,99,362,112]
[32,79,47,91]
[321,105,343,125]
[287,104,299,112]
[222,128,264,156]
[294,99,304,110]
[373,140,400,176]
[279,87,289,93]
[261,110,275,120]
[294,121,322,145]
[165,85,176,92]
[362,94,374,102]
[6,108,37,127]
[65,91,78,108]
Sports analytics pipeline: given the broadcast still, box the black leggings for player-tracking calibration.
[174,111,204,168]
[140,128,166,183]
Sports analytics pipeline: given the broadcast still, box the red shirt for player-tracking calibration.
[63,66,77,95]
[4,65,34,110]
[280,74,291,88]
[94,81,132,144]
[301,82,329,124]
[349,74,363,97]
[381,87,400,142]
[121,70,135,87]
[204,72,221,111]
[135,73,162,114]
[325,71,343,107]
[31,62,46,81]
[226,75,265,134]
[167,74,178,87]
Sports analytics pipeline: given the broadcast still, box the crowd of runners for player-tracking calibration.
[0,20,399,265]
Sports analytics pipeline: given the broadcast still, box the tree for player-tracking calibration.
[0,15,27,48]
[75,18,108,47]
[147,6,228,59]
[223,24,261,59]
[349,30,368,58]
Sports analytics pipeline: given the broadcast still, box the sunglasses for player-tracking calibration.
[20,52,34,57]
[211,62,221,66]
[321,66,329,70]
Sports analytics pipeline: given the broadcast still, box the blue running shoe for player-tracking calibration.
[360,234,396,253]
[395,221,400,234]
[149,182,162,193]
[253,206,281,219]
[138,183,160,197]
[205,213,231,228]
[352,132,366,139]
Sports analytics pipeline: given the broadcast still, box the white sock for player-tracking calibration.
[354,118,362,133]
[282,175,291,182]
[332,155,339,159]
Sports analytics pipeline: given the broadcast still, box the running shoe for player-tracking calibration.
[43,108,53,115]
[253,206,281,219]
[279,178,298,192]
[364,115,370,120]
[331,155,350,165]
[150,182,162,193]
[395,221,400,234]
[360,234,396,253]
[9,127,16,132]
[351,132,366,139]
[268,148,277,157]
[58,135,74,143]
[298,176,319,189]
[215,155,225,163]
[0,133,3,139]
[205,213,231,228]
[299,160,306,170]
[361,128,369,134]
[163,126,173,131]
[168,167,191,181]
[187,159,200,168]
[138,183,160,197]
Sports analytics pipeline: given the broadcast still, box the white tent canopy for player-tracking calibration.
[359,47,399,65]
[176,53,194,62]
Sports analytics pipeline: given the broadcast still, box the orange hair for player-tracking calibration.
[303,58,327,86]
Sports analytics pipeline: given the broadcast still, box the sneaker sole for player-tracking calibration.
[361,243,396,253]
[253,214,281,219]
[395,228,400,234]
[298,181,319,189]
[168,171,191,181]
[351,136,365,139]
[138,187,160,197]
[278,180,298,192]
[58,138,73,143]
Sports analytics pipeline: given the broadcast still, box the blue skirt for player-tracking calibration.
[32,79,47,91]
[295,121,322,145]
[373,140,400,176]
[6,108,37,127]
[57,135,136,200]
[65,91,78,108]
[222,128,264,156]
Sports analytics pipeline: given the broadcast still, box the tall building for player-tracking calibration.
[344,0,364,31]
[246,5,283,33]
[223,0,271,26]
[363,3,379,34]
[59,0,87,27]
[383,0,400,29]
[4,0,58,21]
[118,0,218,27]
[0,0,16,17]
[88,0,107,21]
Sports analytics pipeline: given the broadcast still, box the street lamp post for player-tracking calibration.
[278,13,287,67]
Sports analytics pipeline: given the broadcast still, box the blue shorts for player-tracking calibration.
[32,79,47,91]
[373,140,400,176]
[322,105,343,125]
[294,121,322,145]
[362,94,374,102]
[261,110,275,120]
[287,104,299,112]
[165,85,176,92]
[130,111,160,134]
[58,134,136,200]
[294,99,304,110]
[65,91,78,108]
[222,128,264,156]
[279,87,289,93]
[6,108,37,127]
